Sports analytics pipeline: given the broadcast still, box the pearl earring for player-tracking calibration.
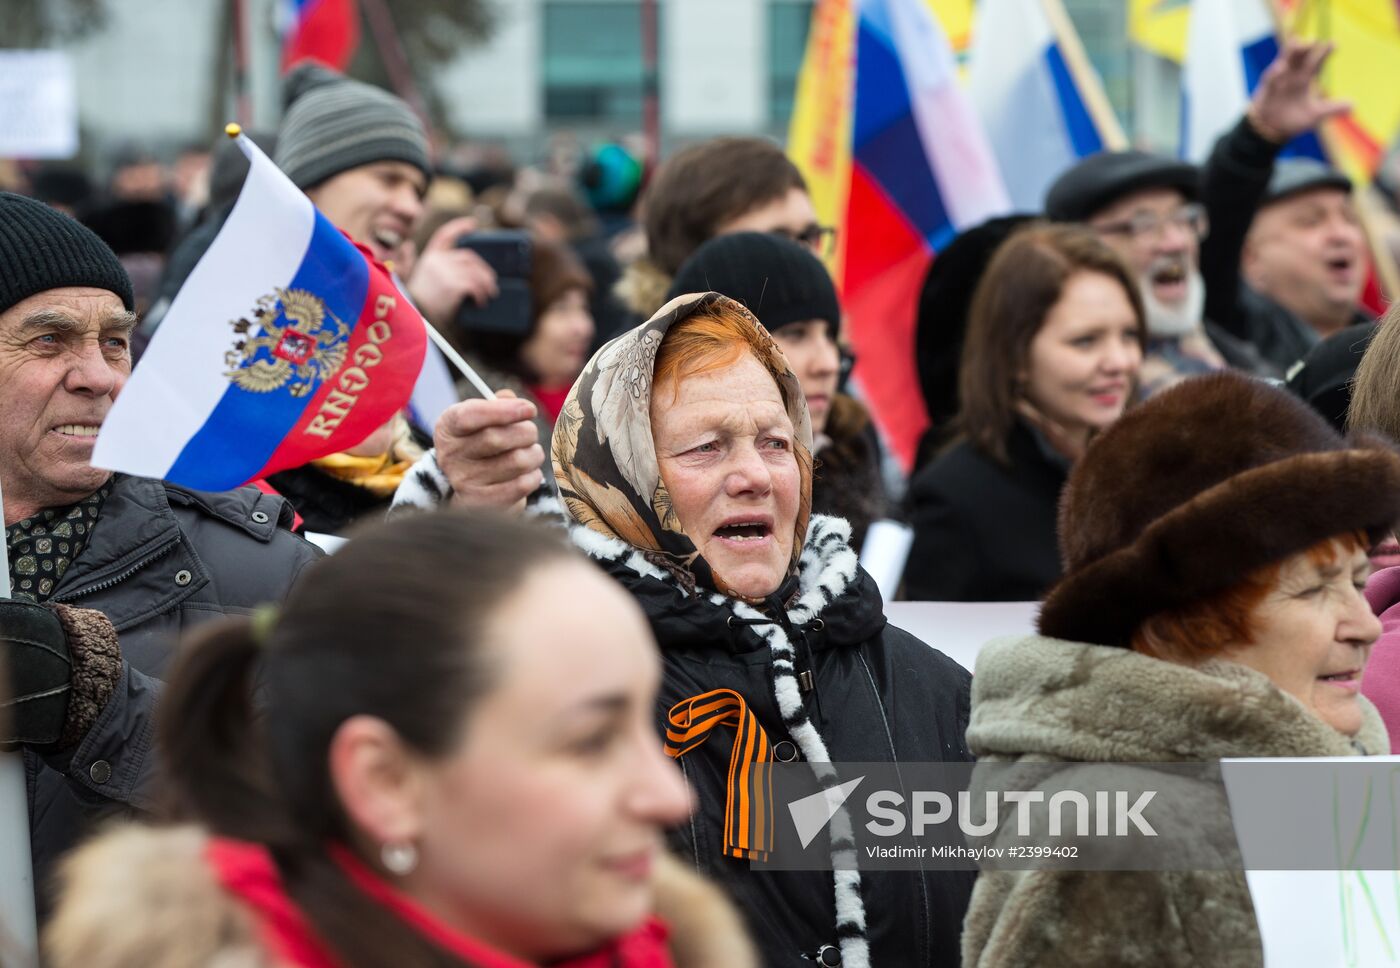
[380,840,418,876]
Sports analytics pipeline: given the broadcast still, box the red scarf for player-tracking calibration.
[531,385,572,424]
[205,838,675,968]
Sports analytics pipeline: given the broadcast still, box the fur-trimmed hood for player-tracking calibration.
[969,634,1389,760]
[44,824,758,968]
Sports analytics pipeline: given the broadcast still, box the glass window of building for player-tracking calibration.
[769,0,814,128]
[543,2,661,124]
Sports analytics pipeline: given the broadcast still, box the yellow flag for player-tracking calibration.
[1129,0,1190,63]
[787,0,857,279]
[928,0,974,54]
[1283,0,1400,181]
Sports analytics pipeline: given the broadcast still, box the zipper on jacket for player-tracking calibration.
[49,538,180,603]
[727,610,829,721]
[762,594,828,725]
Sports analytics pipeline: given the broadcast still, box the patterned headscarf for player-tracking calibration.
[552,291,814,595]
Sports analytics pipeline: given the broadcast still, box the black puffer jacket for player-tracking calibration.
[571,513,976,967]
[26,474,319,911]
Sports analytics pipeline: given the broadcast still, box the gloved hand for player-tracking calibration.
[1,600,121,753]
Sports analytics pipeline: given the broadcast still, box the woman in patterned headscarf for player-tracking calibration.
[551,291,975,968]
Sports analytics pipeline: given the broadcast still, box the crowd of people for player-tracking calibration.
[4,33,1400,968]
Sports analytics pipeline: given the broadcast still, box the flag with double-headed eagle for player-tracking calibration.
[93,129,427,492]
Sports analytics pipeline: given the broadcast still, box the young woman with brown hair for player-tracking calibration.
[904,224,1147,601]
[44,511,754,968]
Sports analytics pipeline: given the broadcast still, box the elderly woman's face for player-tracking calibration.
[651,352,800,600]
[1220,540,1382,736]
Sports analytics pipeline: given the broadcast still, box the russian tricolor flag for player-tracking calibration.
[1182,0,1325,162]
[968,0,1122,210]
[280,0,360,73]
[93,131,427,492]
[849,0,1013,467]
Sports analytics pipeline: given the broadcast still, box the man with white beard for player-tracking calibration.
[1044,40,1347,392]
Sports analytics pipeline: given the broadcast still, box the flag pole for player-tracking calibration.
[0,478,39,966]
[1037,0,1129,150]
[421,322,497,402]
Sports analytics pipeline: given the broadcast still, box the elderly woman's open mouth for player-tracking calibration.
[713,515,774,545]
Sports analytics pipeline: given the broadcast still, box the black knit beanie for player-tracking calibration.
[275,63,431,191]
[0,192,135,316]
[666,232,841,337]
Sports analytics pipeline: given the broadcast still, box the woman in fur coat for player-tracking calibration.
[549,292,975,968]
[962,372,1400,967]
[45,512,756,968]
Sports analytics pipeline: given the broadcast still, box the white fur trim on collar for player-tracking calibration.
[564,513,860,620]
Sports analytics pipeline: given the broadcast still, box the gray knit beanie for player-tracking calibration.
[0,192,134,316]
[274,63,431,191]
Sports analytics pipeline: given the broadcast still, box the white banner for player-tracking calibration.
[0,51,78,159]
[885,600,1040,672]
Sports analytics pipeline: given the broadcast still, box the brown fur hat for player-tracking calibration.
[1039,372,1400,647]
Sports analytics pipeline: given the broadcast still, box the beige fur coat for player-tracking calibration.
[961,635,1390,968]
[44,824,757,968]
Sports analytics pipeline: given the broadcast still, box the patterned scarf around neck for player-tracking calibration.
[551,292,814,597]
[6,480,111,603]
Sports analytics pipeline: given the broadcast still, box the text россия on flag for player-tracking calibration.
[92,132,427,492]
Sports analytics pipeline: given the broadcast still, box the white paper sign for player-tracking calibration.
[884,600,1040,672]
[859,519,914,603]
[0,50,78,159]
[1223,757,1400,967]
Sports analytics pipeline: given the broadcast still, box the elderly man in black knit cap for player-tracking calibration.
[1045,40,1347,384]
[0,193,320,914]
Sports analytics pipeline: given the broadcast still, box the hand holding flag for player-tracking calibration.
[93,126,428,492]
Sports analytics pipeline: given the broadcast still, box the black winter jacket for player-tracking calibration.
[265,464,390,536]
[26,474,319,910]
[573,514,976,967]
[903,421,1066,602]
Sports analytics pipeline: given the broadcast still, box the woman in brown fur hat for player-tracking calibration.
[962,371,1400,967]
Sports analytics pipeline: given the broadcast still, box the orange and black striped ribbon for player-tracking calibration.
[665,688,775,861]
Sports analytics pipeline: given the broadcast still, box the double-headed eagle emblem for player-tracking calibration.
[224,288,350,397]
